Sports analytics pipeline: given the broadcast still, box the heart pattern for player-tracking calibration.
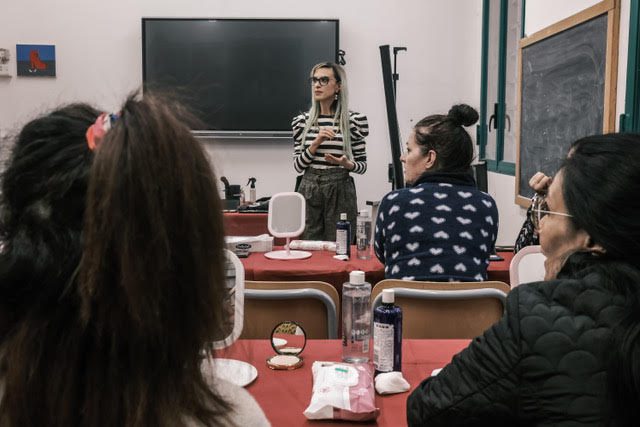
[454,263,467,272]
[459,231,473,240]
[453,245,466,254]
[430,264,444,274]
[434,231,450,239]
[406,242,420,251]
[375,180,498,282]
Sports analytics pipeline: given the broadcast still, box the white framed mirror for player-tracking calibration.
[265,192,311,260]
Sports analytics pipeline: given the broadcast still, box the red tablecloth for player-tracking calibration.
[215,339,470,426]
[241,248,513,292]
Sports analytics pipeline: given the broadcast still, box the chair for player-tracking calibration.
[242,280,339,339]
[211,250,245,349]
[371,279,510,339]
[509,245,546,287]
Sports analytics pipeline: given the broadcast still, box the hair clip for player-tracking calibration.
[86,113,119,151]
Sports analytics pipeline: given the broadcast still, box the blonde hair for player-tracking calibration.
[301,62,353,160]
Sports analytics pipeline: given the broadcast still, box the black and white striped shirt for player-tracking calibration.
[291,111,368,174]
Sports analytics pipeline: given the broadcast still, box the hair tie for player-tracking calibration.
[86,113,118,151]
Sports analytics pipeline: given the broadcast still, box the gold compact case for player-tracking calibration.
[266,320,306,370]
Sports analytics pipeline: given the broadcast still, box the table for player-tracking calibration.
[215,339,471,426]
[241,248,514,292]
[223,212,287,245]
[241,246,386,293]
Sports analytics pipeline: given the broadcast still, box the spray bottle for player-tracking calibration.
[247,177,257,203]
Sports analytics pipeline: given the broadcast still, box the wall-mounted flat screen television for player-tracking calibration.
[142,18,339,138]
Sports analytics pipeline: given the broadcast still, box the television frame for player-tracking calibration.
[141,18,340,139]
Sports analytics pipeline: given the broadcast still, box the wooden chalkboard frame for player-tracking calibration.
[515,0,620,207]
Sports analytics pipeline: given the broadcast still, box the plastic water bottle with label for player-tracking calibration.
[342,270,372,363]
[356,209,372,260]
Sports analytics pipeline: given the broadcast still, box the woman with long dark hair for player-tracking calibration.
[407,133,640,425]
[0,94,269,426]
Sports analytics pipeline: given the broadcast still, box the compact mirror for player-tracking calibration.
[266,321,307,370]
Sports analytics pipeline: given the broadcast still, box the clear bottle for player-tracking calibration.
[373,289,403,375]
[336,213,351,258]
[342,270,371,363]
[356,209,372,260]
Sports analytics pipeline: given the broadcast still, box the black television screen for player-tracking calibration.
[142,18,339,137]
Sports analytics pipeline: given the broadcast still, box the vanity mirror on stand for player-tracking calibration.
[264,192,312,260]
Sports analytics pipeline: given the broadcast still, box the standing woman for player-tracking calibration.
[292,62,368,241]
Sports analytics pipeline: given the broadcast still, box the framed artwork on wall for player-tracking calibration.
[16,44,56,77]
[0,48,10,77]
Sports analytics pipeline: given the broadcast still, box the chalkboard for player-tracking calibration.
[516,1,618,204]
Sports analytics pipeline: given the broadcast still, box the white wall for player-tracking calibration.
[488,0,631,246]
[0,0,633,247]
[0,0,482,210]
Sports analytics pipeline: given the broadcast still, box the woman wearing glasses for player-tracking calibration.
[407,133,640,426]
[292,62,368,241]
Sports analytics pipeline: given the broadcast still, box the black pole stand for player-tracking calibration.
[392,47,407,102]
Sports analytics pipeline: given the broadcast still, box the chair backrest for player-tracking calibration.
[371,279,510,339]
[509,245,546,287]
[242,280,339,339]
[211,249,245,349]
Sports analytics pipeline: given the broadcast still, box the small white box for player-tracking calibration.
[225,234,274,253]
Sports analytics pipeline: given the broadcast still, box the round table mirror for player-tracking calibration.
[266,320,306,370]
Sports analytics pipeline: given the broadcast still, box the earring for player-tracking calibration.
[334,93,339,100]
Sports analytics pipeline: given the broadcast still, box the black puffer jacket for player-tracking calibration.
[407,259,627,426]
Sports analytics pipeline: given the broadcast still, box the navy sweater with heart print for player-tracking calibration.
[374,172,499,282]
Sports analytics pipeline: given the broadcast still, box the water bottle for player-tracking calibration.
[342,270,371,363]
[356,209,372,260]
[373,289,403,375]
[336,213,351,258]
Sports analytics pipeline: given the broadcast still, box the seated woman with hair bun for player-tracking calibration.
[373,104,498,282]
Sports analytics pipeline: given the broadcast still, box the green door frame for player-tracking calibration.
[620,0,640,132]
[478,0,517,176]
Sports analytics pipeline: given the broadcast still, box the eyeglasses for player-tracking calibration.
[529,195,573,230]
[308,76,334,86]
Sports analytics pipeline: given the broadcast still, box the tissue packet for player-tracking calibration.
[303,361,379,421]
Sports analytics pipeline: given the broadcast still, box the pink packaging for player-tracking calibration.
[303,361,380,421]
